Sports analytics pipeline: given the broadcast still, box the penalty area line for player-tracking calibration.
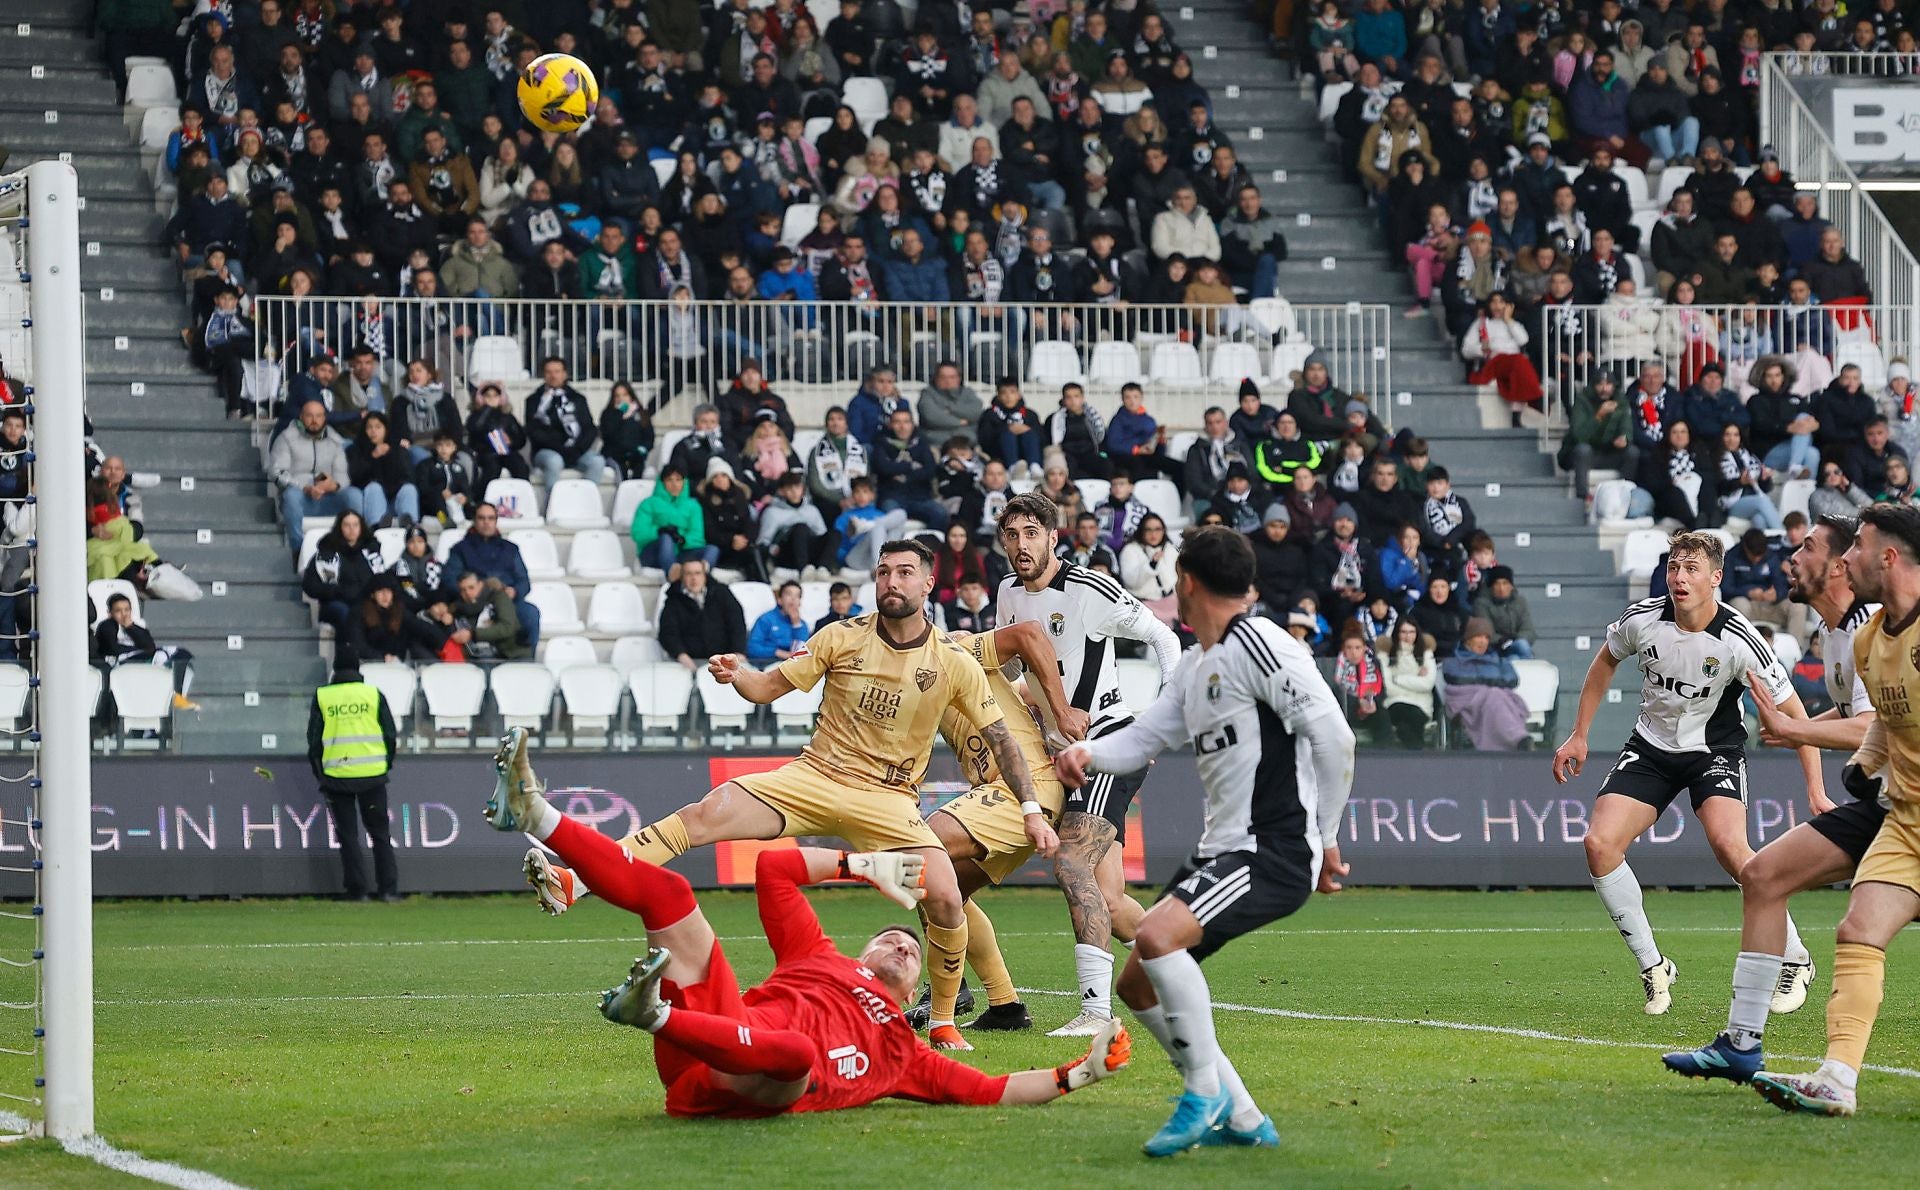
[0,1110,251,1190]
[1014,988,1920,1082]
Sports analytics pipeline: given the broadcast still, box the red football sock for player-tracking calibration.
[544,815,697,930]
[656,1009,817,1082]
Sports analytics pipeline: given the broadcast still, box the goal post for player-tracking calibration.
[17,159,93,1140]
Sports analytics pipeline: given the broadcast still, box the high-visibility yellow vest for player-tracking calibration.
[317,680,388,779]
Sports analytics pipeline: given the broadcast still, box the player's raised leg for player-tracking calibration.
[1583,793,1677,1013]
[619,775,789,866]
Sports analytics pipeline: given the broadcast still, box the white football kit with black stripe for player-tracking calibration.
[1807,597,1891,861]
[1079,614,1355,960]
[996,560,1182,839]
[1597,596,1793,812]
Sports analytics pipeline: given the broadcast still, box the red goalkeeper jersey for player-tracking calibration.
[743,851,1008,1113]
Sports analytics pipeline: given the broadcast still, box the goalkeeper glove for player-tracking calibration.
[838,851,926,910]
[1053,1016,1132,1094]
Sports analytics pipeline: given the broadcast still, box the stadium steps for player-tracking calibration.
[20,26,324,755]
[1195,16,1620,732]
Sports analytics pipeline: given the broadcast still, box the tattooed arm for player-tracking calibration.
[983,717,1058,857]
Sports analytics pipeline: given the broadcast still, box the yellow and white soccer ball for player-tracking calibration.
[516,52,598,134]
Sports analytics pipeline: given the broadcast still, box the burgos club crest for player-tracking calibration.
[1206,673,1221,702]
[1047,612,1066,638]
[1702,656,1721,679]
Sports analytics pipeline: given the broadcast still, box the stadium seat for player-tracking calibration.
[559,664,626,740]
[1115,657,1163,711]
[1207,342,1264,388]
[108,664,175,747]
[1134,478,1187,530]
[843,77,888,127]
[587,582,650,635]
[1512,659,1561,740]
[1088,341,1143,387]
[792,429,824,459]
[1076,478,1110,510]
[0,664,30,739]
[361,661,419,731]
[1837,340,1889,390]
[731,581,777,630]
[546,478,610,530]
[374,526,408,568]
[1027,340,1086,388]
[568,529,632,580]
[433,525,468,563]
[857,581,876,611]
[485,478,545,527]
[1769,629,1803,669]
[1317,82,1352,128]
[1249,297,1299,340]
[630,661,695,738]
[1777,477,1815,521]
[490,661,556,731]
[772,681,824,744]
[803,115,831,142]
[124,63,176,108]
[781,203,820,249]
[1149,342,1205,389]
[420,662,488,742]
[1620,528,1670,578]
[528,582,585,635]
[1166,431,1199,464]
[698,669,758,736]
[1654,166,1693,208]
[467,335,529,383]
[508,529,563,581]
[1613,163,1652,211]
[86,579,141,626]
[137,105,174,151]
[651,158,674,187]
[539,635,599,679]
[1270,339,1317,385]
[610,478,654,530]
[610,635,667,673]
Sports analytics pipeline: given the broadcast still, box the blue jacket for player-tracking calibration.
[847,387,911,447]
[447,531,532,597]
[1567,72,1631,142]
[1722,548,1789,603]
[1105,407,1158,457]
[872,433,940,501]
[1680,385,1750,438]
[747,608,810,662]
[1442,645,1518,687]
[1782,215,1830,271]
[1354,7,1408,61]
[756,266,818,303]
[1377,546,1425,607]
[834,505,888,561]
[1463,7,1516,77]
[884,253,951,303]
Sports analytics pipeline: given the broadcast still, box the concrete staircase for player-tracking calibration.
[4,11,321,755]
[1186,0,1640,736]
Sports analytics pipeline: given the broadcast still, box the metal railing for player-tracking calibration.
[1533,298,1917,439]
[1759,55,1919,312]
[1767,50,1920,78]
[249,295,1394,432]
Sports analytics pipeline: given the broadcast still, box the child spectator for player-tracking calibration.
[815,582,863,632]
[746,581,812,665]
[464,383,529,488]
[1335,632,1384,730]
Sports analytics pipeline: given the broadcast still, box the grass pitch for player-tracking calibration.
[2,887,1918,1188]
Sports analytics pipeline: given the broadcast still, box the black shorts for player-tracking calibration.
[1597,735,1747,813]
[1063,717,1146,843]
[1160,845,1314,963]
[1807,796,1891,865]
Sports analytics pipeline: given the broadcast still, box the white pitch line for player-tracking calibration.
[0,1110,251,1190]
[100,926,1756,954]
[1015,987,1920,1082]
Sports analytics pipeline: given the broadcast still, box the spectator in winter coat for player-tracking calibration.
[1559,373,1640,501]
[883,229,950,301]
[630,464,713,576]
[1230,381,1282,445]
[445,504,539,648]
[1103,384,1169,483]
[597,131,660,226]
[1410,575,1471,656]
[1780,193,1832,271]
[345,411,421,528]
[1814,366,1878,455]
[1650,191,1715,294]
[1148,186,1221,263]
[441,219,522,299]
[1218,185,1289,300]
[871,408,950,529]
[659,558,747,668]
[846,366,912,448]
[975,379,1044,477]
[1625,60,1699,165]
[443,571,527,661]
[1046,384,1111,480]
[301,510,383,634]
[1185,407,1251,514]
[1420,466,1478,574]
[1721,527,1801,638]
[414,432,475,528]
[599,382,656,480]
[1566,51,1646,167]
[1845,416,1909,495]
[1679,365,1749,439]
[464,382,529,488]
[523,358,606,488]
[1249,505,1314,613]
[918,363,984,436]
[271,400,351,553]
[1471,565,1536,657]
[747,580,813,664]
[716,364,796,453]
[1287,363,1354,440]
[760,472,837,580]
[1801,228,1874,304]
[1314,503,1375,618]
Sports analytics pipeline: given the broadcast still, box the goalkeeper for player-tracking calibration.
[488,754,1131,1118]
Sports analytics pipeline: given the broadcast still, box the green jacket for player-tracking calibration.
[395,106,464,166]
[1253,437,1322,486]
[434,63,495,136]
[579,244,641,300]
[440,239,521,298]
[631,486,706,550]
[1566,385,1633,450]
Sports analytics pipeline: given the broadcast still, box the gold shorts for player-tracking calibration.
[1855,800,1920,897]
[730,759,942,853]
[935,779,1066,885]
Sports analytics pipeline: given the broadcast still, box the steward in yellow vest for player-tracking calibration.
[307,646,400,901]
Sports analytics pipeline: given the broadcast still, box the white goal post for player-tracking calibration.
[0,160,95,1140]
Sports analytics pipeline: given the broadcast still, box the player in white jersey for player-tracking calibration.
[996,491,1184,1036]
[1057,526,1355,1156]
[1665,514,1886,1081]
[1552,531,1826,1014]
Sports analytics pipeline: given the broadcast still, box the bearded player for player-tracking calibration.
[485,749,1130,1117]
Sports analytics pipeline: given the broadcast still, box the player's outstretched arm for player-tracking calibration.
[981,719,1059,857]
[998,1017,1132,1105]
[1552,648,1621,784]
[709,654,797,704]
[1057,681,1190,785]
[992,620,1088,742]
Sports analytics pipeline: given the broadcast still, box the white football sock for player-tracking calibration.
[1590,861,1662,970]
[1215,1053,1264,1131]
[1727,951,1782,1050]
[1782,912,1811,966]
[1132,1002,1178,1060]
[1140,951,1222,1097]
[1074,943,1114,1018]
[526,798,560,841]
[1818,1058,1859,1090]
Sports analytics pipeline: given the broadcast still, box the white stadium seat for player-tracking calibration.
[528,581,586,635]
[559,664,626,739]
[489,661,556,730]
[1076,478,1110,510]
[611,478,655,530]
[0,664,30,735]
[781,202,820,249]
[545,478,611,529]
[631,661,695,737]
[361,661,419,729]
[374,526,408,567]
[1133,478,1187,530]
[1087,341,1143,387]
[87,579,141,626]
[1027,340,1085,389]
[467,335,529,383]
[1207,342,1264,388]
[772,682,824,743]
[698,669,757,735]
[1512,659,1561,737]
[109,665,175,745]
[587,582,651,636]
[1149,342,1205,390]
[540,635,600,679]
[1115,658,1162,712]
[124,63,177,108]
[485,478,545,527]
[568,529,632,580]
[731,582,777,631]
[508,529,564,581]
[1621,528,1670,578]
[433,525,468,563]
[420,662,488,741]
[843,77,888,127]
[611,635,667,673]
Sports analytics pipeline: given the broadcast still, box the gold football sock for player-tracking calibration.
[964,900,1018,1006]
[620,813,691,866]
[1825,941,1886,1074]
[926,918,969,1024]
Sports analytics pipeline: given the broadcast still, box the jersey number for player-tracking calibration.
[1196,725,1238,755]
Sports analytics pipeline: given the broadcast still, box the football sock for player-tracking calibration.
[1825,941,1885,1075]
[621,813,692,866]
[963,900,1018,1006]
[1140,951,1222,1097]
[522,794,561,841]
[1590,861,1662,970]
[926,918,969,1026]
[1782,912,1811,966]
[654,1008,815,1082]
[1074,943,1115,1019]
[1132,1002,1178,1061]
[545,815,697,931]
[1215,1052,1265,1132]
[1727,951,1783,1050]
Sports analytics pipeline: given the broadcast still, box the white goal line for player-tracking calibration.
[0,1110,250,1190]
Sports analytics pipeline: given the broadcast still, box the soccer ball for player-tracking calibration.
[517,52,598,134]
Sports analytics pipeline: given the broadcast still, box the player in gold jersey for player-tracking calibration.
[1753,504,1920,1117]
